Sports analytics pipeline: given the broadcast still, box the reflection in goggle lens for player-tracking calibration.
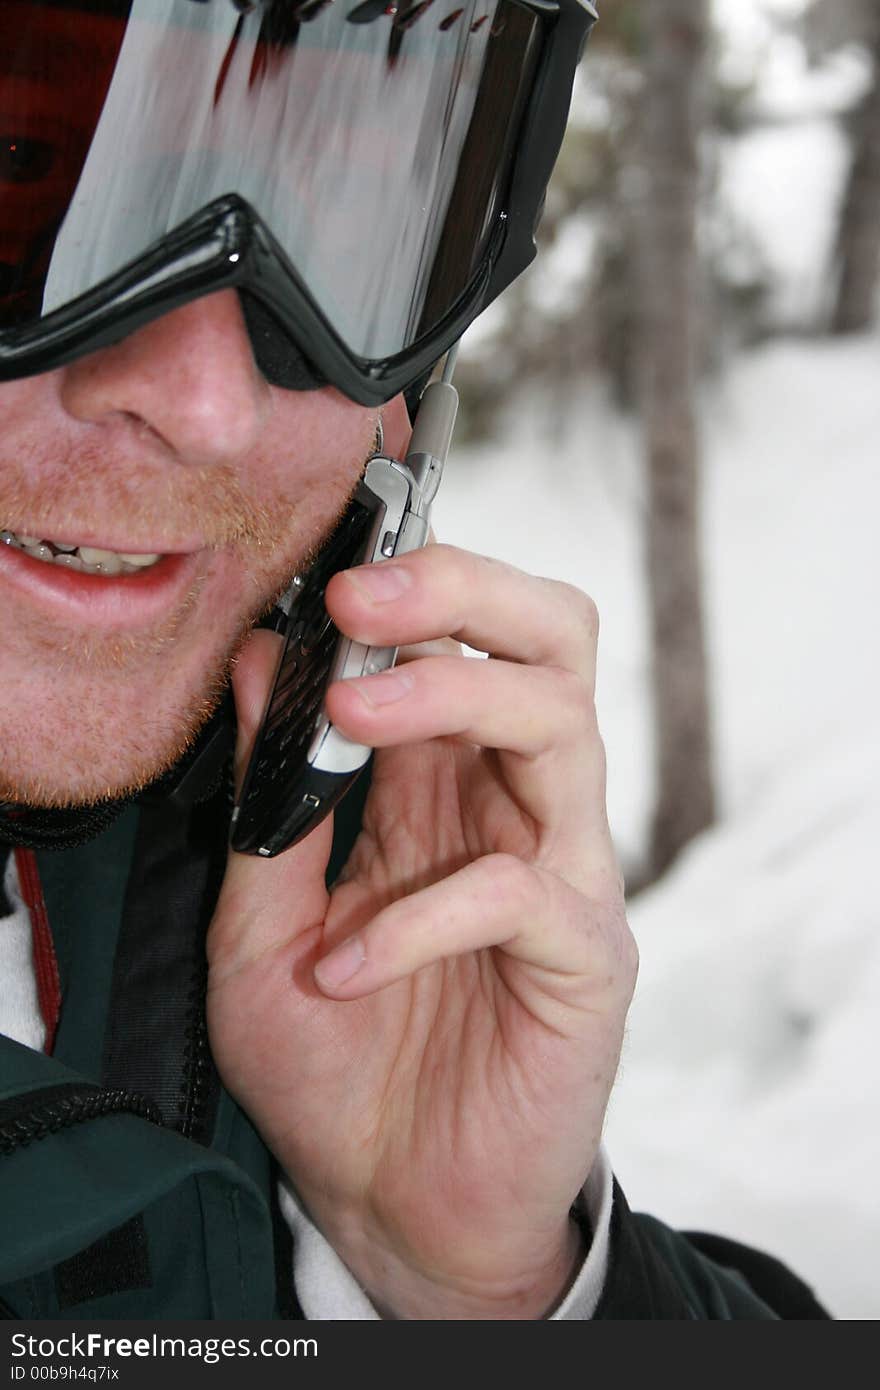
[1,0,540,361]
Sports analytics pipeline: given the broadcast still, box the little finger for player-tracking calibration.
[313,853,636,1019]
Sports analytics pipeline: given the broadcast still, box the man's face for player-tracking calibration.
[0,289,381,807]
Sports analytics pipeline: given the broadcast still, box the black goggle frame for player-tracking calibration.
[0,0,598,405]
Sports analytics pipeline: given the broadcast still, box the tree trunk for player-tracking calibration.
[832,12,880,333]
[636,0,715,879]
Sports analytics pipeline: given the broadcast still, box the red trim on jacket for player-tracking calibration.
[14,848,61,1054]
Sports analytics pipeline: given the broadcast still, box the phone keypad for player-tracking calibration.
[233,495,379,847]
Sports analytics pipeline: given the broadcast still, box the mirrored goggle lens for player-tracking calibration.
[0,0,543,362]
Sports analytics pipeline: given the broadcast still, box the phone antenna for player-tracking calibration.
[441,341,460,384]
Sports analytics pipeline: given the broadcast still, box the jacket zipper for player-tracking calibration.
[0,1082,163,1157]
[178,959,211,1140]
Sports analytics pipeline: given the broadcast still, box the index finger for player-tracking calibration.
[325,544,600,690]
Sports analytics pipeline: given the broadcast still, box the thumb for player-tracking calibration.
[208,628,333,981]
[229,627,284,797]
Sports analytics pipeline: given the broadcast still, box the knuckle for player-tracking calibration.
[408,541,451,587]
[425,541,472,583]
[549,581,600,640]
[483,852,541,912]
[423,540,456,568]
[423,542,474,627]
[580,899,639,999]
[551,668,597,736]
[594,732,609,790]
[603,903,639,990]
[540,581,599,681]
[618,917,640,987]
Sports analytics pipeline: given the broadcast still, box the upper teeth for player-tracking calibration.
[1,529,161,575]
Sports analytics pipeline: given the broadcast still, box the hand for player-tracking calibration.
[206,544,637,1319]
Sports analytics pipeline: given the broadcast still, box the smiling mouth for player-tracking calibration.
[1,527,162,576]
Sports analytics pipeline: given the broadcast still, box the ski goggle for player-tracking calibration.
[0,0,597,404]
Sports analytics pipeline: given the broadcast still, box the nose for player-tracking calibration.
[59,290,270,463]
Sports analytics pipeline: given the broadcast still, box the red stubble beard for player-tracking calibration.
[0,412,375,809]
[0,548,258,809]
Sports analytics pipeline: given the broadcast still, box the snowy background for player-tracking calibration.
[435,0,879,1320]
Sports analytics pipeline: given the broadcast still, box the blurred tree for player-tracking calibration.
[803,0,877,56]
[457,0,722,882]
[829,4,880,332]
[454,1,880,880]
[635,0,715,878]
[455,0,772,441]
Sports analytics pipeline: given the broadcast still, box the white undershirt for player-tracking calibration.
[0,850,611,1318]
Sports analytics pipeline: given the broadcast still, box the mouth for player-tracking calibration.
[0,519,212,632]
[1,527,162,576]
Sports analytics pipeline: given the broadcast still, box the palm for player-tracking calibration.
[207,736,613,1274]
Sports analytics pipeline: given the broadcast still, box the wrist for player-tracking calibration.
[324,1212,588,1321]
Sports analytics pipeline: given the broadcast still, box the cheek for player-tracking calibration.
[259,390,378,493]
[381,393,413,458]
[0,378,56,468]
[241,390,379,556]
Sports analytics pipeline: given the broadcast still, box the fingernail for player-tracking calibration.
[350,669,414,707]
[346,562,411,603]
[315,934,365,990]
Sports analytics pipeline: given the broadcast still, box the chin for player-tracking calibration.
[0,645,235,811]
[0,713,216,810]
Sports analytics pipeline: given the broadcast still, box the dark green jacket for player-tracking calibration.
[0,781,830,1321]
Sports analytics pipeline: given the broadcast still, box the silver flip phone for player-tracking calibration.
[231,377,458,858]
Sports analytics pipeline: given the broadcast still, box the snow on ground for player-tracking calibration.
[609,725,880,1321]
[433,331,880,1318]
[432,5,880,1317]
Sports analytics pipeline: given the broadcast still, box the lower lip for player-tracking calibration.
[0,542,203,627]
